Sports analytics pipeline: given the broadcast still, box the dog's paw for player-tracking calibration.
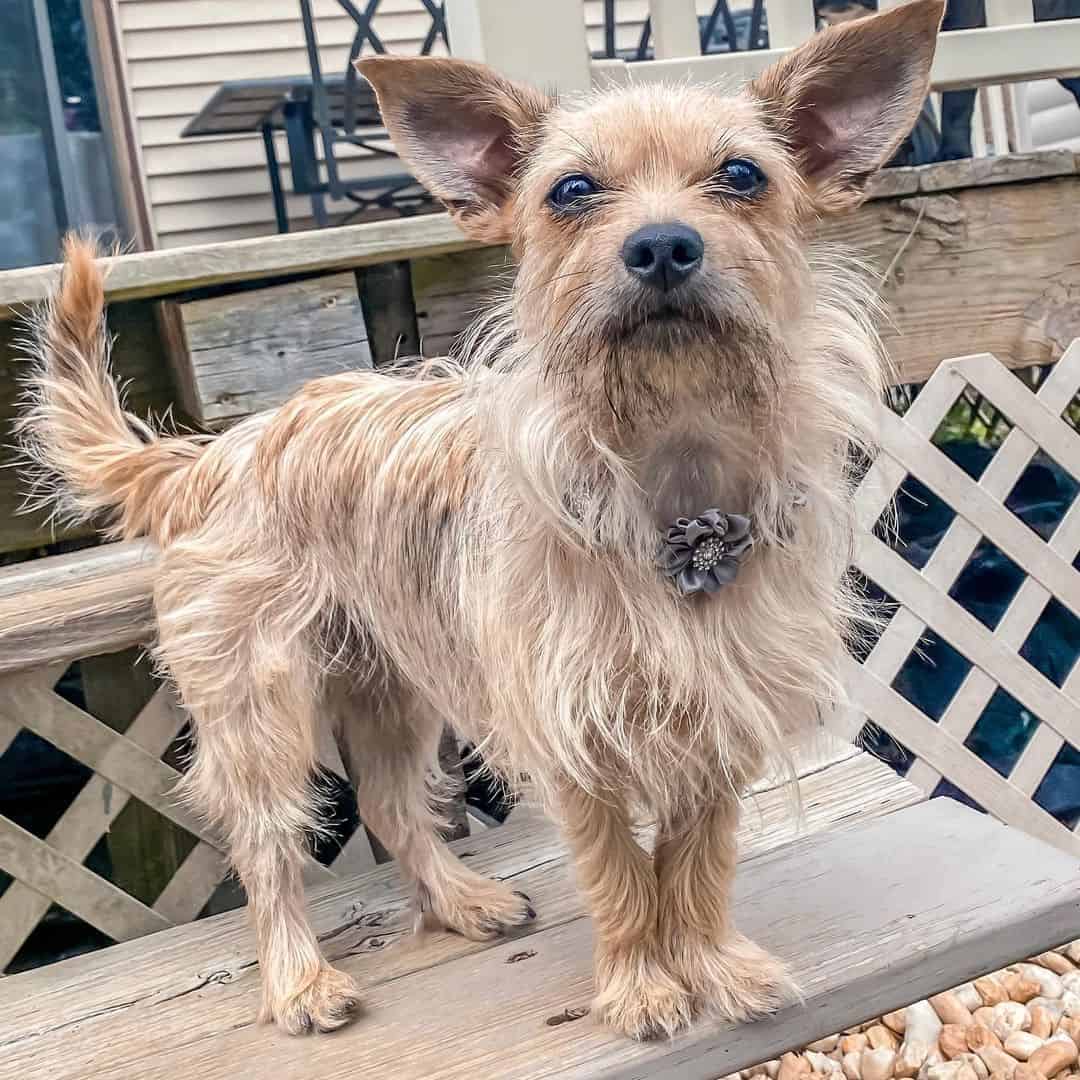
[419,875,537,940]
[267,965,362,1035]
[668,932,797,1023]
[592,944,694,1041]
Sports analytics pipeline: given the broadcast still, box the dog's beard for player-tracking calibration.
[539,292,784,428]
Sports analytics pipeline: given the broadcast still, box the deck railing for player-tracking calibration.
[446,0,1080,156]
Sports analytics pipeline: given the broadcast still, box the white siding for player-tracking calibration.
[1025,79,1080,151]
[118,0,715,247]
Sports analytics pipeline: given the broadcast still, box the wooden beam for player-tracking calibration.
[0,213,475,319]
[829,173,1080,382]
[84,0,156,250]
[0,541,156,674]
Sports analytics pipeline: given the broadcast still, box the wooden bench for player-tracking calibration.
[0,742,1076,1079]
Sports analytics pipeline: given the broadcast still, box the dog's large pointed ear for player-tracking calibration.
[357,56,552,243]
[750,0,944,212]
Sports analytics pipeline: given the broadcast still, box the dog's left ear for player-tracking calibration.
[357,56,552,243]
[750,0,944,212]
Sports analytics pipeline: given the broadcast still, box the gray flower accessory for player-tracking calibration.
[659,509,753,596]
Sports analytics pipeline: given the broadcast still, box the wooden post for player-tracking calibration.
[444,0,592,91]
[765,0,816,49]
[356,262,421,367]
[650,0,700,59]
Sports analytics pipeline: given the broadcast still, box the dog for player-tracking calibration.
[18,0,942,1042]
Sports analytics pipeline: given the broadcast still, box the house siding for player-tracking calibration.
[115,0,664,247]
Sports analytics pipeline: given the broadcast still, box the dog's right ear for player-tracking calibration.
[357,56,552,243]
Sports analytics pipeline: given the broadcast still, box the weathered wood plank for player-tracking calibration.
[828,176,1080,381]
[175,273,372,427]
[412,246,511,359]
[5,795,1074,1080]
[0,540,150,599]
[0,751,921,1078]
[0,541,157,674]
[917,148,1078,192]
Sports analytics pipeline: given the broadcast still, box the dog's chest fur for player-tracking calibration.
[460,420,837,812]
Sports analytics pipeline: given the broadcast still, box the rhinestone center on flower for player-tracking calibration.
[691,536,725,571]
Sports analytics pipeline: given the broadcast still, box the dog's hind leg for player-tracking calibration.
[330,675,535,940]
[158,556,360,1035]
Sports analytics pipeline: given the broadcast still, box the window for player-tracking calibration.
[0,0,122,270]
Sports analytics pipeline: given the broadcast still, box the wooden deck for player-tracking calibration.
[2,743,1077,1080]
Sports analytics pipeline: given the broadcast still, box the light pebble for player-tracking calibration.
[1005,1033,1047,1061]
[990,1003,1032,1040]
[1032,1000,1067,1023]
[957,1052,991,1080]
[862,1048,898,1080]
[954,986,986,1013]
[1015,966,1064,1002]
[807,1051,841,1075]
[927,1063,979,1080]
[842,1051,862,1080]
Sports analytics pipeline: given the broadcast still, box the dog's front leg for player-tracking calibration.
[654,796,795,1023]
[559,784,693,1040]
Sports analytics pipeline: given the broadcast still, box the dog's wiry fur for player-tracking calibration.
[18,0,942,1041]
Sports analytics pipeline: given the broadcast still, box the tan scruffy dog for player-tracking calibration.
[19,0,942,1042]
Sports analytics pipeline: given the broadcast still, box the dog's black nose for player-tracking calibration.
[621,222,704,292]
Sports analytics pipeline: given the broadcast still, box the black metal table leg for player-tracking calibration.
[262,122,290,234]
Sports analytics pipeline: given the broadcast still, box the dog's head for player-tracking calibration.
[360,0,941,421]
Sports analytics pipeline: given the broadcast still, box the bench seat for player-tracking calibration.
[1,747,1076,1080]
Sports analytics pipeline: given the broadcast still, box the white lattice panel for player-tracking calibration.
[843,340,1080,855]
[0,664,376,971]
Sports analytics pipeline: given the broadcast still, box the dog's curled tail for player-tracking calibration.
[18,236,211,544]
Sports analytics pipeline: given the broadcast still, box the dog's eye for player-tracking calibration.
[713,159,768,198]
[548,174,600,212]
